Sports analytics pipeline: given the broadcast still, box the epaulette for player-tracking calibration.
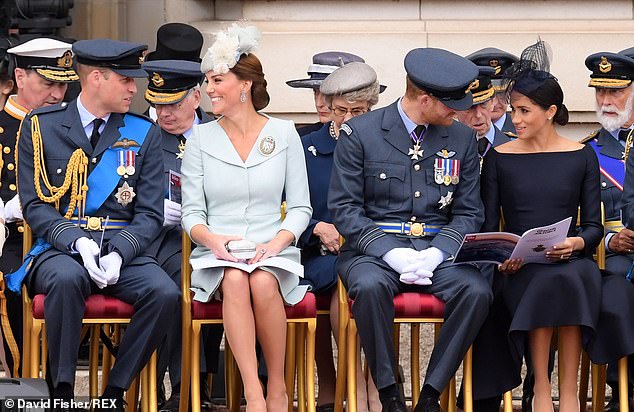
[340,123,353,136]
[579,129,600,144]
[127,111,157,125]
[30,102,69,116]
[504,131,518,139]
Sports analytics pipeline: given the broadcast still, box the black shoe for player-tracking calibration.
[381,396,407,412]
[158,393,180,412]
[413,398,442,412]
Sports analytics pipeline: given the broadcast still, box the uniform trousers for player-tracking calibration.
[30,253,180,389]
[340,254,491,392]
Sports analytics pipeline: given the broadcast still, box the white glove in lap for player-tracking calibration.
[163,199,181,227]
[99,252,123,286]
[75,237,107,288]
[382,248,421,274]
[4,195,22,223]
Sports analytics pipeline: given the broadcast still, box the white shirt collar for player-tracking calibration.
[182,113,200,140]
[76,93,110,138]
[493,112,506,131]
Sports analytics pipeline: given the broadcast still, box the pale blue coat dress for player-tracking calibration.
[181,115,312,305]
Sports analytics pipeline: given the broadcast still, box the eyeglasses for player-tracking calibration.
[331,106,368,118]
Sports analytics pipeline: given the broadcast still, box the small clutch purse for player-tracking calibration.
[226,239,257,260]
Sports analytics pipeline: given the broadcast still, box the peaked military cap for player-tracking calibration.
[286,51,365,89]
[468,66,496,106]
[145,23,204,63]
[466,47,519,78]
[320,62,378,96]
[142,59,203,105]
[8,37,78,83]
[73,39,148,78]
[619,46,634,59]
[585,51,634,89]
[405,48,479,111]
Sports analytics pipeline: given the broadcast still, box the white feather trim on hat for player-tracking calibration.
[201,24,261,74]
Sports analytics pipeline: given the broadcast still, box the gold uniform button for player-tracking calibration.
[3,147,10,154]
[9,184,16,191]
[17,226,24,233]
[0,126,4,133]
[6,163,14,171]
[414,164,421,171]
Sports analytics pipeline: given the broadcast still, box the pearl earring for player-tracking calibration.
[240,89,247,103]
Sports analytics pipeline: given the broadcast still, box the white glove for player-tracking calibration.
[399,270,433,285]
[382,248,421,274]
[0,221,5,258]
[163,199,181,227]
[4,195,22,223]
[403,247,446,276]
[99,252,123,286]
[75,237,107,289]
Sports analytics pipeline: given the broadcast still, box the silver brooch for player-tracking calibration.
[259,136,276,156]
[307,145,317,156]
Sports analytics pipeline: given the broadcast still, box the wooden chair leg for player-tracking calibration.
[225,342,242,412]
[41,327,47,378]
[125,376,139,412]
[411,323,421,407]
[306,319,317,412]
[579,351,590,412]
[179,320,193,412]
[286,323,297,412]
[347,320,358,412]
[143,351,157,412]
[463,346,473,412]
[89,325,100,400]
[447,376,457,412]
[29,320,42,378]
[503,391,513,412]
[393,324,400,380]
[297,324,307,412]
[191,322,202,412]
[619,357,629,412]
[102,325,113,395]
[334,308,347,412]
[592,363,607,412]
[140,364,149,412]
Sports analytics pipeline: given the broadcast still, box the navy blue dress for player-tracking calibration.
[298,123,338,293]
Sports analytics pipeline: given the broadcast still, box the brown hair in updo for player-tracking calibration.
[230,53,270,111]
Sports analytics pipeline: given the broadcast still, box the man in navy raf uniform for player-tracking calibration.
[586,50,634,412]
[17,39,180,411]
[141,37,219,410]
[466,47,518,135]
[328,48,492,412]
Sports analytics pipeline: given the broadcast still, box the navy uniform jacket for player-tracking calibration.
[492,126,511,147]
[0,99,25,273]
[17,100,165,273]
[298,123,338,292]
[328,100,483,269]
[593,127,634,277]
[147,108,213,264]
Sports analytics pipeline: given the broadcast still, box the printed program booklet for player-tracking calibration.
[452,217,573,265]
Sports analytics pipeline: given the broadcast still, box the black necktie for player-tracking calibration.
[619,129,631,143]
[414,124,426,140]
[90,118,104,149]
[477,137,489,156]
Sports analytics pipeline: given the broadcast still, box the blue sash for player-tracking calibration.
[4,238,51,294]
[588,140,625,191]
[85,114,151,214]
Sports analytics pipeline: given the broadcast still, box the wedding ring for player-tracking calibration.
[260,248,267,254]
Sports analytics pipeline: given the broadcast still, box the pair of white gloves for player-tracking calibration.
[382,246,445,285]
[75,237,122,289]
[164,199,181,227]
[3,195,22,223]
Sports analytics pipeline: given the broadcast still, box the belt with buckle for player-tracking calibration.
[376,221,441,237]
[605,220,624,232]
[70,216,130,231]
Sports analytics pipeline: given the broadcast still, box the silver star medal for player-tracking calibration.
[176,140,186,160]
[115,181,136,206]
[438,191,453,209]
[408,142,423,160]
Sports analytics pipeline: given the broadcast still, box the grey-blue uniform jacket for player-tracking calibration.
[17,100,165,271]
[328,100,483,264]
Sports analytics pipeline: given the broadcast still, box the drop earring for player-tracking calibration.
[240,89,247,103]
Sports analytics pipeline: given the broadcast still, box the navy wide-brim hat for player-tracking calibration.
[73,39,148,78]
[142,59,203,105]
[286,51,366,89]
[586,51,634,89]
[405,48,478,111]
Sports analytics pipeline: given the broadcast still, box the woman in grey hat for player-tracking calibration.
[298,61,382,412]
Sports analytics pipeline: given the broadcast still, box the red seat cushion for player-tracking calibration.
[192,292,317,320]
[349,293,445,319]
[32,294,135,320]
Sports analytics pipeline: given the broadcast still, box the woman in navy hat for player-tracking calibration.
[299,61,382,412]
[181,24,311,412]
[479,40,602,412]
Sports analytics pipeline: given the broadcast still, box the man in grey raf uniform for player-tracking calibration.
[17,39,180,411]
[141,55,218,412]
[329,48,492,412]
